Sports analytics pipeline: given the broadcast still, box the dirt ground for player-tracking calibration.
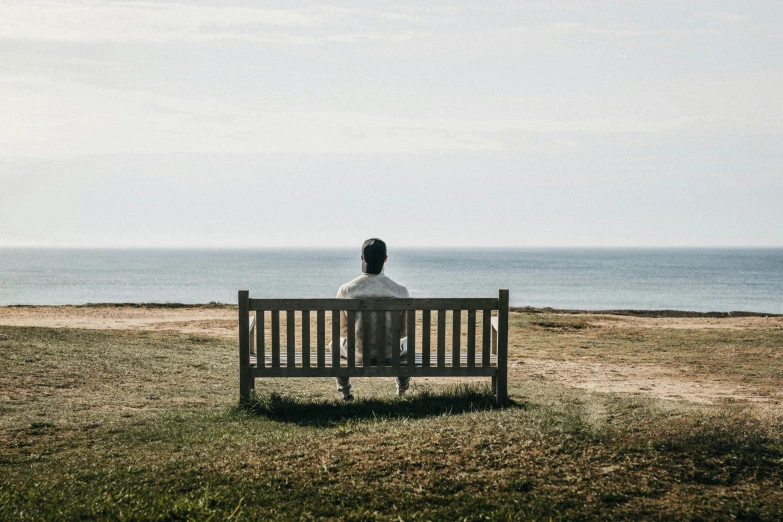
[587,314,783,330]
[0,305,238,337]
[2,305,781,409]
[512,359,783,408]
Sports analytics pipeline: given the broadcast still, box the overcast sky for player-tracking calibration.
[1,1,781,248]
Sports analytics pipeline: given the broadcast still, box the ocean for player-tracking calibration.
[0,248,781,313]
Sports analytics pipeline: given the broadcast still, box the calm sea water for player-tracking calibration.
[0,248,781,313]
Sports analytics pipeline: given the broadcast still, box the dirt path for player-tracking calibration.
[4,306,779,335]
[0,305,238,337]
[512,359,782,407]
[586,314,783,330]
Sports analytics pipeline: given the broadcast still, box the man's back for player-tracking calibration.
[331,238,411,399]
[337,272,409,300]
[337,271,410,362]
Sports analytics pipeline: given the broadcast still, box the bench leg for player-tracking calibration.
[495,371,507,406]
[239,290,251,404]
[495,289,509,405]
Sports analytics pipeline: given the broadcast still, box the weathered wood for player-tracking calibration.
[437,310,446,367]
[249,297,498,312]
[317,310,325,368]
[252,365,497,378]
[421,310,431,367]
[406,309,416,367]
[497,289,509,405]
[452,310,461,368]
[332,310,341,369]
[249,314,255,355]
[362,311,370,366]
[249,315,255,392]
[257,311,265,369]
[241,291,510,403]
[271,310,281,368]
[482,310,491,367]
[238,290,250,402]
[301,310,310,368]
[467,310,476,367]
[252,351,496,368]
[391,311,401,368]
[491,316,498,355]
[286,310,296,368]
[376,311,384,367]
[346,310,356,368]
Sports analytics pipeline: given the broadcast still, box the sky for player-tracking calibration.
[1,1,781,248]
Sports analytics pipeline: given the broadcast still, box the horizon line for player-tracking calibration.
[2,244,782,250]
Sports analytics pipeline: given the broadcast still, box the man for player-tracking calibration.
[331,238,410,401]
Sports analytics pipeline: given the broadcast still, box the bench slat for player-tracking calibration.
[332,310,341,369]
[301,311,310,368]
[287,310,296,368]
[452,309,461,368]
[467,310,476,368]
[482,310,491,367]
[407,310,416,367]
[437,310,446,368]
[317,310,325,368]
[271,311,280,368]
[346,310,356,368]
[376,311,384,367]
[391,311,401,368]
[257,311,265,369]
[422,310,431,367]
[362,311,370,364]
[491,315,499,355]
[249,297,498,312]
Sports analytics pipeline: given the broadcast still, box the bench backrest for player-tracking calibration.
[238,290,509,401]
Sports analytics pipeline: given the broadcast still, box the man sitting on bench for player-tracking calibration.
[329,238,410,401]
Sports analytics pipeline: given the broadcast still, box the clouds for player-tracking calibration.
[0,2,324,43]
[0,1,435,44]
[0,1,781,246]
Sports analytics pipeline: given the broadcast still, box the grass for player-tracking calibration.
[2,313,783,520]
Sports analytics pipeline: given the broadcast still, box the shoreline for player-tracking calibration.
[513,306,783,318]
[1,304,781,338]
[2,302,781,318]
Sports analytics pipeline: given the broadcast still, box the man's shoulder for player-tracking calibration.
[336,274,367,298]
[378,274,410,296]
[338,273,409,298]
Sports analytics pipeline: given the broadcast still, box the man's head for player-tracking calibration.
[361,238,387,274]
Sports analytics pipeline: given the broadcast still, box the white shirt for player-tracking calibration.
[336,269,410,362]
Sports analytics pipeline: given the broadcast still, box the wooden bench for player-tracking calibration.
[238,289,509,405]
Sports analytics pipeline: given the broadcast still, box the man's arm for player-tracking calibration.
[336,285,349,339]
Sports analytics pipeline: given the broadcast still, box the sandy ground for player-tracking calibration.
[4,305,780,335]
[586,314,783,330]
[0,305,238,337]
[512,360,783,407]
[2,306,781,408]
